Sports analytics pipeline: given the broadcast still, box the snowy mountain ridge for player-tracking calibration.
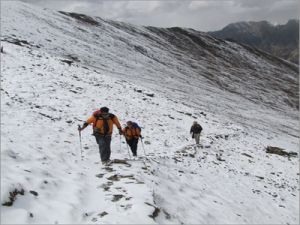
[209,19,299,64]
[1,1,299,224]
[3,2,299,140]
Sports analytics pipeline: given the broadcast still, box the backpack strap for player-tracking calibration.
[124,126,136,139]
[94,113,116,135]
[93,114,99,129]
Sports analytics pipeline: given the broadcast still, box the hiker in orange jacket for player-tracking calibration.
[123,121,141,156]
[78,107,122,165]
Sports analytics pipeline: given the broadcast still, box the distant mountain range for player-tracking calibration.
[209,19,299,64]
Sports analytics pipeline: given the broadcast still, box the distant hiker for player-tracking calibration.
[190,121,202,145]
[123,121,141,156]
[78,107,123,165]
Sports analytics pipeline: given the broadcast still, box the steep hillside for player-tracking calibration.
[1,1,299,224]
[209,20,299,64]
[1,2,299,136]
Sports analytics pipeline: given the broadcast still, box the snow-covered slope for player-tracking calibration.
[1,0,298,136]
[1,1,299,224]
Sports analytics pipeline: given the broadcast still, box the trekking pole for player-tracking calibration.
[78,125,83,161]
[119,135,122,152]
[124,137,132,160]
[140,136,146,156]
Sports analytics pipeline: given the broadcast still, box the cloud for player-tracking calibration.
[23,0,299,31]
[188,0,230,10]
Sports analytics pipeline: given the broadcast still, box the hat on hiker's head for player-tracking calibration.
[193,121,197,124]
[100,107,109,113]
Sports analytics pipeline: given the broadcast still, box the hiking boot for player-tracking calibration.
[104,160,112,166]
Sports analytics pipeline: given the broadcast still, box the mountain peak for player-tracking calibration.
[209,19,299,64]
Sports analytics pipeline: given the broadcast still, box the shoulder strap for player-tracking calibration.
[101,114,110,135]
[93,113,100,128]
[109,113,115,119]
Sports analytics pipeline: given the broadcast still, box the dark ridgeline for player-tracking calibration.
[208,20,299,64]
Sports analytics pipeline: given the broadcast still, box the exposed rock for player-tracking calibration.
[266,146,298,157]
[216,154,225,161]
[241,153,253,158]
[2,188,25,206]
[144,140,151,145]
[60,59,73,66]
[38,112,61,121]
[112,194,124,202]
[103,167,114,172]
[112,159,131,166]
[162,209,171,219]
[98,211,108,217]
[2,37,32,47]
[200,112,207,116]
[145,93,154,97]
[59,11,99,26]
[255,176,264,180]
[107,174,119,181]
[120,175,135,179]
[100,183,110,191]
[107,174,134,181]
[95,173,104,178]
[209,20,299,64]
[29,190,38,196]
[145,202,161,220]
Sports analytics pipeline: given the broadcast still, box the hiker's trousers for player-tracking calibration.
[194,133,200,145]
[126,138,138,156]
[95,134,111,162]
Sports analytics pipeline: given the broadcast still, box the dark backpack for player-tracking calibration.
[132,122,141,132]
[94,112,115,135]
[193,124,202,133]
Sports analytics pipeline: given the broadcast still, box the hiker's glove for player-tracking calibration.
[78,126,82,131]
[118,129,123,135]
[140,135,143,139]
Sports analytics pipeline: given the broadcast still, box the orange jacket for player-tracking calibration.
[86,113,121,135]
[123,127,141,140]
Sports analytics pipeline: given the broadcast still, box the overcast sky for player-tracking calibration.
[24,0,299,31]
